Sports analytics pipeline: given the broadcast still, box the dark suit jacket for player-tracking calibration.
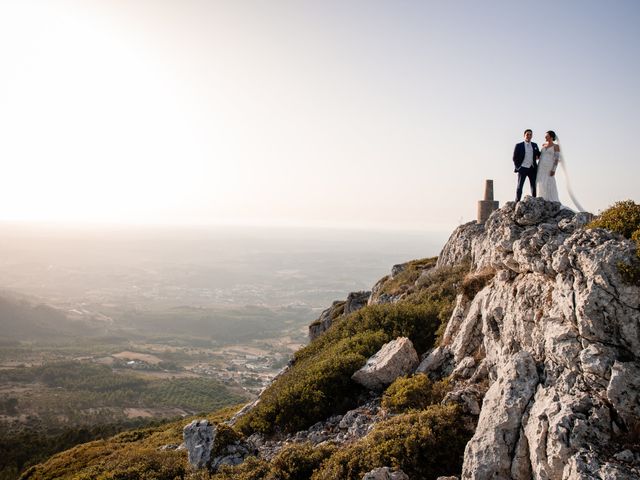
[513,142,540,172]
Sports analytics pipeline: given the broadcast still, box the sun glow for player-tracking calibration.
[0,2,215,224]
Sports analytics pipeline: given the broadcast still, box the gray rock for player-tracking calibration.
[183,419,215,470]
[362,466,410,480]
[352,337,420,390]
[415,346,453,377]
[309,300,346,340]
[368,275,402,306]
[436,221,484,269]
[391,263,407,278]
[344,291,371,315]
[462,351,539,479]
[614,450,635,463]
[210,441,254,471]
[607,361,640,428]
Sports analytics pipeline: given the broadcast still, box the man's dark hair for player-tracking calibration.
[546,130,557,141]
[524,129,533,135]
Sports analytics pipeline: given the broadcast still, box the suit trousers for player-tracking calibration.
[516,166,537,201]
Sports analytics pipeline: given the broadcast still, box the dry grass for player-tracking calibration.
[460,267,496,299]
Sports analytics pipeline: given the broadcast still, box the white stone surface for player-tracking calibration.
[352,337,419,390]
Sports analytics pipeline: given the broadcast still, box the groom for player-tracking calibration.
[513,128,540,201]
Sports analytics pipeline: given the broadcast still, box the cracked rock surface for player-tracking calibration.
[432,197,640,479]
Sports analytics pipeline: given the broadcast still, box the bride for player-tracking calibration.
[537,130,561,202]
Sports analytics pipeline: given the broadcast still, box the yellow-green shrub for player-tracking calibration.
[377,257,438,297]
[311,404,474,480]
[588,200,640,285]
[19,406,241,480]
[382,374,450,413]
[588,200,640,239]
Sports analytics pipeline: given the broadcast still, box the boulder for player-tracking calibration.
[352,337,419,390]
[183,420,215,470]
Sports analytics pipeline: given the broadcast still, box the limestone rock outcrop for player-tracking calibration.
[344,290,371,315]
[433,197,640,479]
[183,420,215,470]
[436,220,484,269]
[352,337,419,391]
[309,300,345,341]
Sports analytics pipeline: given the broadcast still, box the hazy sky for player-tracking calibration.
[1,0,638,230]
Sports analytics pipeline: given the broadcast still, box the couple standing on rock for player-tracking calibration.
[513,128,562,203]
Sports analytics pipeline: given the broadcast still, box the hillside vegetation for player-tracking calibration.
[24,257,475,479]
[235,260,467,435]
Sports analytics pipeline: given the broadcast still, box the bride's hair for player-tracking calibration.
[546,130,557,141]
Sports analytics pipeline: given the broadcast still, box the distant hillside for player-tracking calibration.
[0,292,98,340]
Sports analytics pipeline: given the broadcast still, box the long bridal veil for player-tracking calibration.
[556,136,585,212]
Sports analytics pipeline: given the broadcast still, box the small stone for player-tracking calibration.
[614,450,635,463]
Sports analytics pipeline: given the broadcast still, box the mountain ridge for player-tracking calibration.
[20,197,640,480]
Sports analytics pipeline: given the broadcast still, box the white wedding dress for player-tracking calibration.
[537,146,560,202]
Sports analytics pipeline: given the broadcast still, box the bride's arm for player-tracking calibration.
[551,145,560,176]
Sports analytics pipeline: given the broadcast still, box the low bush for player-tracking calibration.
[382,374,450,413]
[588,200,640,239]
[460,267,496,299]
[311,404,475,480]
[377,258,438,297]
[588,200,640,285]
[267,442,337,480]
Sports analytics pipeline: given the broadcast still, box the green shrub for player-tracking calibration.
[311,404,475,480]
[211,443,336,480]
[212,423,243,457]
[211,456,270,480]
[588,200,640,239]
[267,442,337,480]
[377,258,438,297]
[588,200,640,285]
[382,374,450,413]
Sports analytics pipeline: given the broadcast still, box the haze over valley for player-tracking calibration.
[0,221,447,477]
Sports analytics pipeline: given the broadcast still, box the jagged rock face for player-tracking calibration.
[183,420,215,470]
[352,337,419,391]
[309,300,345,341]
[436,221,484,269]
[368,275,399,305]
[433,197,640,479]
[344,290,371,315]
